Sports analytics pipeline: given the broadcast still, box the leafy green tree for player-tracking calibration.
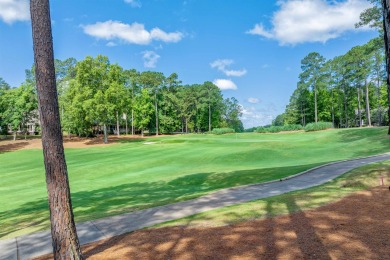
[139,71,165,135]
[159,73,182,133]
[123,69,140,135]
[2,84,37,140]
[299,52,326,123]
[222,97,244,132]
[134,88,154,136]
[356,0,383,32]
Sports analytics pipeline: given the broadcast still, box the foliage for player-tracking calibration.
[255,124,303,133]
[304,122,333,132]
[284,37,387,129]
[211,128,235,135]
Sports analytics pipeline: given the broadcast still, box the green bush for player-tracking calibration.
[304,122,333,132]
[211,128,235,135]
[255,124,303,133]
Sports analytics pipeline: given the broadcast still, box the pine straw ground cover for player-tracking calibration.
[36,161,390,260]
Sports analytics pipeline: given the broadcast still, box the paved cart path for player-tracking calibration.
[1,153,390,260]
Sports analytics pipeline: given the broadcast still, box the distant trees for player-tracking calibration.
[0,54,243,140]
[49,55,243,140]
[284,39,388,128]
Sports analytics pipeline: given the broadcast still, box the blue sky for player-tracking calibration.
[0,0,379,128]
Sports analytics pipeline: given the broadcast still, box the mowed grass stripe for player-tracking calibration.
[0,127,389,239]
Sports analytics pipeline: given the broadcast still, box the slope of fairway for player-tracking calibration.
[0,127,389,238]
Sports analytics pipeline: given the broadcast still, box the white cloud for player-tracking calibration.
[240,104,276,128]
[0,0,29,24]
[210,59,247,77]
[106,41,117,47]
[124,0,141,8]
[82,20,183,45]
[247,24,273,38]
[213,79,237,90]
[150,28,183,42]
[247,97,260,104]
[247,0,371,45]
[142,51,160,68]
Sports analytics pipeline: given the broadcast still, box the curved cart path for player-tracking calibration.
[1,153,390,260]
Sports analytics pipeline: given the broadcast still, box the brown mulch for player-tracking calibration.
[36,186,390,260]
[0,135,145,152]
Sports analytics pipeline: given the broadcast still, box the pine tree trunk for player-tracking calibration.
[382,0,390,134]
[377,77,383,126]
[155,92,158,136]
[344,85,348,128]
[365,79,371,127]
[125,114,128,135]
[208,103,211,132]
[131,109,134,135]
[331,90,335,127]
[357,87,362,127]
[103,124,108,144]
[314,83,318,123]
[116,111,120,136]
[30,0,83,258]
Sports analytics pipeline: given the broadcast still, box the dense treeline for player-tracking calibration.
[277,37,388,128]
[0,55,243,141]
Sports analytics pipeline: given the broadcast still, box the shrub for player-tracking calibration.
[211,128,235,135]
[304,122,333,132]
[254,124,303,133]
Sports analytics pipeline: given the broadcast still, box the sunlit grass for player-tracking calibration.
[0,127,389,239]
[156,160,390,228]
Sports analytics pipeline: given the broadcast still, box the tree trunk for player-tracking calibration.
[125,114,128,135]
[365,79,372,127]
[155,92,158,136]
[377,77,383,126]
[30,0,83,258]
[357,87,362,127]
[116,111,120,137]
[103,124,108,144]
[13,131,16,141]
[331,90,335,127]
[344,85,348,128]
[208,103,211,132]
[314,83,318,123]
[382,0,390,134]
[131,109,134,135]
[185,118,188,133]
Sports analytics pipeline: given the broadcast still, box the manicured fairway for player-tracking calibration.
[0,127,389,238]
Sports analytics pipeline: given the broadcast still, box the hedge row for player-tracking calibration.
[254,122,334,133]
[211,128,236,135]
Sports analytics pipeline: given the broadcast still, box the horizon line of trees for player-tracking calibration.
[273,37,388,129]
[0,55,244,142]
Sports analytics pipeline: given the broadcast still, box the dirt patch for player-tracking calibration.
[36,186,390,259]
[0,136,145,153]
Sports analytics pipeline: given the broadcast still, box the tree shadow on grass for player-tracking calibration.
[336,128,390,157]
[80,188,390,259]
[0,163,320,239]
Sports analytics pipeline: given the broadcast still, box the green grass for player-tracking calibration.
[156,160,390,228]
[0,127,389,239]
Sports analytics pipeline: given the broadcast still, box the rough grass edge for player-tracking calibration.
[153,158,390,229]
